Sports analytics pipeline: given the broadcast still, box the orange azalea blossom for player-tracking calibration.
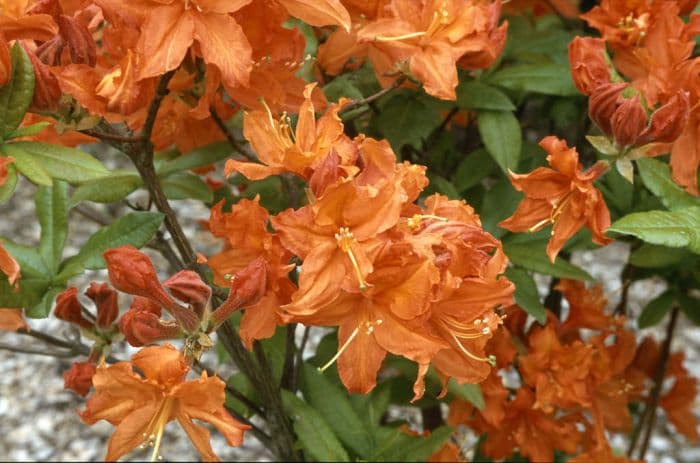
[226,82,354,181]
[568,37,611,96]
[80,344,250,461]
[556,279,623,339]
[499,136,612,262]
[354,0,508,100]
[659,353,700,441]
[0,241,25,331]
[0,308,28,331]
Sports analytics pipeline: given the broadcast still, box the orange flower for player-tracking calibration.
[0,240,20,289]
[499,136,612,262]
[0,308,27,331]
[80,344,250,461]
[556,279,621,338]
[568,37,611,96]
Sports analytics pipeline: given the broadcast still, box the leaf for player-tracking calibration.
[616,158,634,184]
[324,74,365,103]
[487,64,579,96]
[0,162,18,203]
[586,135,617,156]
[679,293,700,325]
[161,172,213,202]
[629,244,686,268]
[504,241,593,280]
[375,93,441,150]
[4,143,52,185]
[456,81,515,111]
[0,44,35,136]
[477,110,521,174]
[1,241,50,278]
[5,121,50,140]
[608,207,700,253]
[300,363,373,458]
[26,286,63,318]
[505,267,547,323]
[156,141,232,176]
[638,290,676,328]
[281,390,350,462]
[0,278,49,309]
[426,174,460,199]
[448,380,484,410]
[454,148,496,192]
[380,426,453,462]
[481,178,521,238]
[63,212,164,271]
[2,141,109,183]
[36,182,69,275]
[637,158,700,211]
[70,173,142,205]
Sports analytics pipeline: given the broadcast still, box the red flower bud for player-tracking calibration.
[63,361,96,397]
[56,15,96,66]
[54,287,93,329]
[210,257,268,329]
[129,296,162,315]
[104,246,177,310]
[163,270,211,318]
[611,95,647,148]
[0,37,11,87]
[588,83,627,139]
[568,37,610,95]
[24,46,61,112]
[85,283,119,329]
[638,91,690,145]
[119,308,182,347]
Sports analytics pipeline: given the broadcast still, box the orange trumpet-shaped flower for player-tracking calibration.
[499,136,612,262]
[80,344,250,462]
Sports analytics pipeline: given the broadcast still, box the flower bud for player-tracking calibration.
[54,287,93,329]
[85,282,119,329]
[24,46,61,112]
[0,38,11,87]
[130,296,162,315]
[56,15,96,66]
[638,91,690,145]
[119,308,182,347]
[568,37,610,95]
[210,257,268,328]
[588,82,626,138]
[611,95,647,148]
[103,246,177,310]
[63,361,96,397]
[163,270,211,318]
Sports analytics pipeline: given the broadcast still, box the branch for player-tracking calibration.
[280,324,297,390]
[0,342,79,358]
[340,76,406,114]
[209,107,257,162]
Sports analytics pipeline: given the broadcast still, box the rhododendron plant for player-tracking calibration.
[0,0,698,461]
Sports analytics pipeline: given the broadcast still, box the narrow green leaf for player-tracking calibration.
[679,293,700,325]
[64,212,164,271]
[0,162,18,202]
[375,93,442,150]
[456,81,515,111]
[638,290,676,328]
[281,390,350,462]
[427,174,460,199]
[5,121,50,140]
[3,141,109,183]
[381,426,453,462]
[26,286,63,318]
[324,75,365,103]
[637,158,700,211]
[448,380,485,410]
[5,143,52,185]
[629,244,686,268]
[477,110,521,174]
[608,207,700,254]
[505,267,547,323]
[0,278,49,309]
[70,173,142,205]
[454,148,496,192]
[156,141,232,176]
[1,241,50,278]
[504,241,593,281]
[161,172,213,202]
[300,364,373,458]
[36,182,69,274]
[0,44,35,135]
[586,135,618,156]
[487,64,579,96]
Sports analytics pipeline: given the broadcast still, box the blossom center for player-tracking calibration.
[335,227,368,291]
[141,396,175,461]
[318,319,383,372]
[438,312,500,365]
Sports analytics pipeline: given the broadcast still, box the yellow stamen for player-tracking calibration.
[449,331,495,365]
[142,398,173,462]
[373,31,426,42]
[335,227,369,291]
[407,214,448,231]
[319,327,359,372]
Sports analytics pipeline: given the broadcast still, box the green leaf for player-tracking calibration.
[380,426,454,462]
[2,141,109,183]
[503,241,593,280]
[456,81,515,111]
[448,380,484,410]
[629,244,686,268]
[36,182,69,274]
[300,364,373,458]
[156,141,232,176]
[481,178,521,238]
[477,110,521,174]
[638,290,676,328]
[679,293,700,325]
[0,44,35,136]
[5,121,50,140]
[637,158,700,211]
[1,241,50,278]
[4,143,52,185]
[161,172,213,202]
[70,173,142,205]
[608,207,700,253]
[26,286,63,318]
[487,64,579,96]
[0,162,18,203]
[324,75,365,103]
[281,390,350,462]
[454,148,496,192]
[505,267,546,323]
[426,174,460,199]
[63,212,164,271]
[0,278,49,309]
[375,93,441,150]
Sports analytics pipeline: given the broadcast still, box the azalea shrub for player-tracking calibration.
[1,0,700,461]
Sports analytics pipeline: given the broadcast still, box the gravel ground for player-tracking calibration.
[1,178,699,461]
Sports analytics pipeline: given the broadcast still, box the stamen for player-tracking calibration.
[450,331,493,364]
[335,227,369,291]
[373,31,426,42]
[528,217,553,233]
[319,327,359,372]
[407,214,448,231]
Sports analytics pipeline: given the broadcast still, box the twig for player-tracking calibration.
[17,328,90,354]
[280,324,297,390]
[73,204,110,226]
[291,326,310,392]
[141,71,176,143]
[81,129,143,143]
[0,342,78,358]
[340,76,406,114]
[209,107,257,162]
[149,230,186,272]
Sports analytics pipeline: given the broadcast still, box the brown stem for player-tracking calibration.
[81,129,143,143]
[0,342,81,358]
[340,76,406,114]
[291,326,310,392]
[280,324,297,390]
[209,107,257,162]
[17,328,90,353]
